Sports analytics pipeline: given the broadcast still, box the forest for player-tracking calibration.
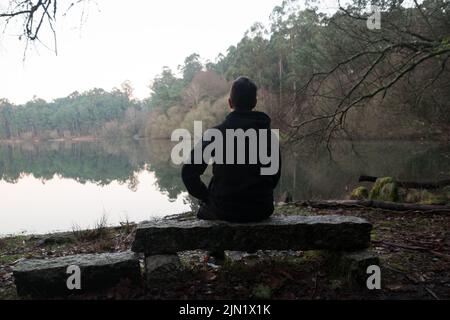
[1,0,449,143]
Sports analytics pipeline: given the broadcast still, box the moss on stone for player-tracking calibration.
[420,193,448,205]
[350,186,369,200]
[405,189,421,203]
[252,284,272,299]
[369,177,399,202]
[405,189,448,205]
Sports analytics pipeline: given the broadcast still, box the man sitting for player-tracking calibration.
[182,76,281,223]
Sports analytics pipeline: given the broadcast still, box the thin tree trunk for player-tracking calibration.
[279,54,283,109]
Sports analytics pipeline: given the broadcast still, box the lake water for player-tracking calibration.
[0,139,448,236]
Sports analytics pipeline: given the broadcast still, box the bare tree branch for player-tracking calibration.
[288,0,450,147]
[0,0,88,54]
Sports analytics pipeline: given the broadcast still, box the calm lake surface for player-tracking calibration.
[0,139,448,236]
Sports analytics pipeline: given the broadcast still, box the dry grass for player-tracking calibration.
[119,215,135,234]
[72,213,110,242]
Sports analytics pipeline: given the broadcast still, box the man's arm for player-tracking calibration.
[181,140,210,202]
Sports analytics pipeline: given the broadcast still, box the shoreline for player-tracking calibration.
[0,136,100,144]
[0,133,448,145]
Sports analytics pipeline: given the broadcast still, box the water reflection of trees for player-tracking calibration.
[0,141,145,186]
[0,140,195,204]
[0,140,447,203]
[278,141,449,201]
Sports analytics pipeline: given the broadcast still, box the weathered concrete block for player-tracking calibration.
[145,255,183,283]
[328,249,380,288]
[13,251,141,298]
[132,215,372,255]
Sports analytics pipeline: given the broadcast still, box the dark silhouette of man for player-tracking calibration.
[182,76,281,223]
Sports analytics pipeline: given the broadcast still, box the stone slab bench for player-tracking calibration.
[13,251,140,298]
[133,215,378,288]
[132,215,372,255]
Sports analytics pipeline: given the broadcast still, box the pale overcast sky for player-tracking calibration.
[0,0,342,104]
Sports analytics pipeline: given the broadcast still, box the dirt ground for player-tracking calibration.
[0,205,449,300]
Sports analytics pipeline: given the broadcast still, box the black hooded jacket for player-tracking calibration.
[181,110,281,222]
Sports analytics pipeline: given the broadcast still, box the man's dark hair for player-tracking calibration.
[230,76,257,110]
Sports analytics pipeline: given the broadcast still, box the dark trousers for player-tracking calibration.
[196,202,220,221]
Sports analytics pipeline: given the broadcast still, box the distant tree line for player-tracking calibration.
[0,83,146,140]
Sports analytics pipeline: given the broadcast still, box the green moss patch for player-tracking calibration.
[0,254,23,264]
[351,186,369,200]
[405,189,448,205]
[369,177,399,202]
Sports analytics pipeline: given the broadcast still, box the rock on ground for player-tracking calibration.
[145,255,183,285]
[13,251,140,298]
[327,250,380,288]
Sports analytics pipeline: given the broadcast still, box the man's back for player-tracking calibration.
[181,109,281,222]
